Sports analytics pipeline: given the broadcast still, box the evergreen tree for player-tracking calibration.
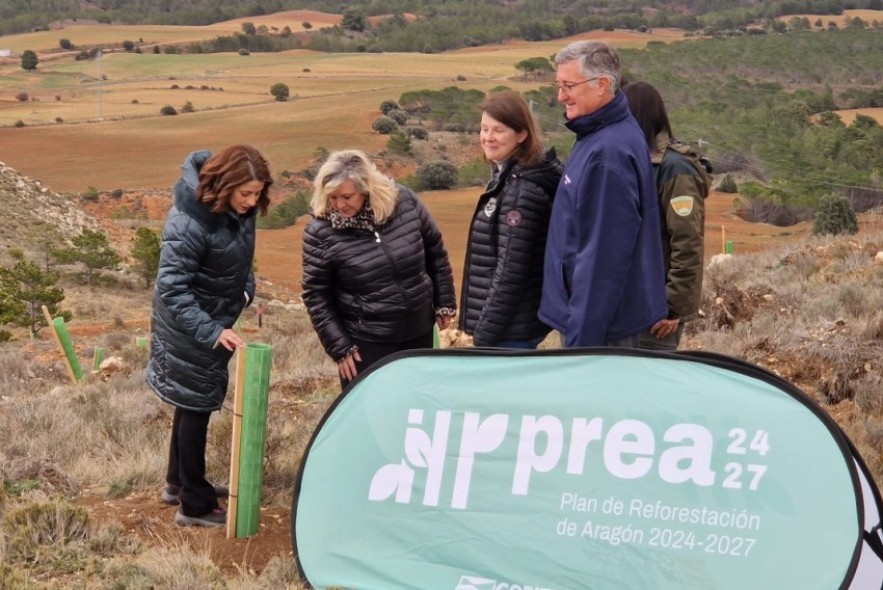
[130,227,161,288]
[270,82,290,102]
[20,50,38,71]
[63,229,122,284]
[812,193,858,236]
[0,260,67,337]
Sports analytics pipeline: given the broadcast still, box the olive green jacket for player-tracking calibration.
[651,134,711,322]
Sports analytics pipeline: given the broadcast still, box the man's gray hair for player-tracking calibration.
[554,41,621,93]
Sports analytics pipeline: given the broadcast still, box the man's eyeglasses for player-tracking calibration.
[551,77,601,93]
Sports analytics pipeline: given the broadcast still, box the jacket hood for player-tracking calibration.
[180,149,212,190]
[515,147,563,196]
[565,91,632,139]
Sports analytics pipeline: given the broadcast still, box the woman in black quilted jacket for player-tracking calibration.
[301,149,456,388]
[459,91,563,348]
[147,144,272,528]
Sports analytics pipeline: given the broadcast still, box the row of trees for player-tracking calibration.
[0,227,160,337]
[4,0,880,48]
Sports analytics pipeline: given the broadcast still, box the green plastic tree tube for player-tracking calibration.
[91,347,104,372]
[53,317,83,382]
[433,323,440,349]
[235,342,273,537]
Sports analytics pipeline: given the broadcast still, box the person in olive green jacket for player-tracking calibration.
[623,81,711,350]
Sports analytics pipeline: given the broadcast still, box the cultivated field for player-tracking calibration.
[778,8,883,25]
[0,24,685,193]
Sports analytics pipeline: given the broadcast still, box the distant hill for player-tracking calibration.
[2,0,879,44]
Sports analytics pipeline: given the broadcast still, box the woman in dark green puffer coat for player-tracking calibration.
[146,145,272,527]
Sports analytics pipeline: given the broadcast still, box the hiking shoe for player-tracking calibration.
[162,484,229,505]
[175,507,226,527]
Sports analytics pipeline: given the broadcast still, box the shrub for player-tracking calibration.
[180,101,194,113]
[54,117,63,124]
[153,45,160,54]
[20,49,38,71]
[387,132,411,155]
[14,92,28,102]
[257,192,311,229]
[59,38,73,50]
[371,115,398,135]
[387,109,408,125]
[13,120,25,128]
[82,186,99,201]
[238,48,251,56]
[122,40,134,51]
[719,174,738,193]
[417,161,458,190]
[812,193,858,236]
[270,82,290,102]
[379,99,400,114]
[110,189,123,199]
[160,105,177,116]
[407,126,429,140]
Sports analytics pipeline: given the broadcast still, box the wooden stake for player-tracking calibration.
[721,225,726,254]
[226,347,247,539]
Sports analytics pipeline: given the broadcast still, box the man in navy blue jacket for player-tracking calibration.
[539,41,667,348]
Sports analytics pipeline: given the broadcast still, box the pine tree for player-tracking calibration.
[0,260,67,337]
[131,227,161,288]
[812,193,858,236]
[62,228,122,285]
[20,49,38,71]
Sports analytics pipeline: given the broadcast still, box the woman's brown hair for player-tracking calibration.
[197,144,272,215]
[479,90,544,166]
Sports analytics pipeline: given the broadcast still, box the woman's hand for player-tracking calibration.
[338,349,362,382]
[216,328,245,351]
[436,314,452,330]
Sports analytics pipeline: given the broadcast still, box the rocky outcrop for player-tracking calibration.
[0,160,99,253]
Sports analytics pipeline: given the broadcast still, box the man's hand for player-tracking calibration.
[650,318,680,339]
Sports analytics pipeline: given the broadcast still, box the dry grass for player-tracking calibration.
[3,229,883,588]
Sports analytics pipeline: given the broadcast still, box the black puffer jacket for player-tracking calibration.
[146,150,256,412]
[459,150,562,346]
[301,186,456,360]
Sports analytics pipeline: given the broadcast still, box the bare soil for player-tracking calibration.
[78,491,293,575]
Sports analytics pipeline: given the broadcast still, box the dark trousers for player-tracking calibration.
[341,330,434,390]
[637,324,684,351]
[166,407,218,516]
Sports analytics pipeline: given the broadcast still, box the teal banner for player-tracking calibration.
[293,350,883,589]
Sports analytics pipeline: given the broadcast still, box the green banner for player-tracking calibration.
[293,350,883,589]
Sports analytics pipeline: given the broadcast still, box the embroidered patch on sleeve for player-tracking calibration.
[506,209,523,226]
[670,195,695,217]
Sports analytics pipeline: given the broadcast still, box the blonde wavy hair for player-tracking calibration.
[311,150,399,223]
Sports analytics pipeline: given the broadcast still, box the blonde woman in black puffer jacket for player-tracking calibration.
[301,149,456,388]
